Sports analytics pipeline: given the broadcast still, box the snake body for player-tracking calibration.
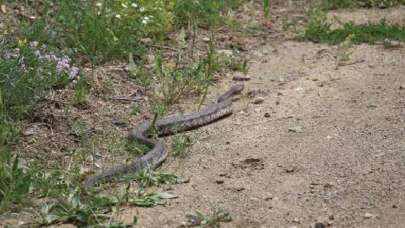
[83,84,244,189]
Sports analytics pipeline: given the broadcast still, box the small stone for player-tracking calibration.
[253,97,265,104]
[285,167,295,173]
[264,193,273,201]
[399,85,405,90]
[393,204,398,208]
[292,217,300,223]
[364,213,374,219]
[264,112,271,118]
[216,180,225,184]
[314,222,326,228]
[23,127,36,136]
[288,126,304,133]
[202,37,210,42]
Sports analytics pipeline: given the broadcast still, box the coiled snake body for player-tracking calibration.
[83,84,244,189]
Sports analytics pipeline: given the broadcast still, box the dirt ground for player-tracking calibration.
[119,7,405,228]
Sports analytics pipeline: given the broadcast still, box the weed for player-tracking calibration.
[135,169,178,188]
[153,53,212,105]
[125,139,151,157]
[303,9,405,44]
[130,104,141,116]
[171,135,193,157]
[0,38,68,145]
[336,34,356,63]
[0,152,32,211]
[72,76,90,107]
[128,53,151,87]
[181,209,232,228]
[263,0,271,18]
[173,0,242,29]
[302,8,331,42]
[24,0,173,63]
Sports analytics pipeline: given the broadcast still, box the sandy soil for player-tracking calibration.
[119,7,405,228]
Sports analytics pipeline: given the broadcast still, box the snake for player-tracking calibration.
[82,84,244,189]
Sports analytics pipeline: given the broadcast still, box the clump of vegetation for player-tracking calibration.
[171,135,193,157]
[303,8,405,44]
[25,0,173,63]
[180,209,232,228]
[0,152,32,211]
[173,0,242,28]
[0,39,70,146]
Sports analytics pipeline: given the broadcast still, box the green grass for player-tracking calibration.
[303,8,405,44]
[23,0,173,63]
[173,0,242,28]
[320,0,405,9]
[0,152,32,211]
[171,135,193,157]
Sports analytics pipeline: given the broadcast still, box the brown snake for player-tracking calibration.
[82,84,244,189]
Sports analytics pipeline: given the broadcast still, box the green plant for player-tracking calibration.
[173,0,242,28]
[263,0,270,18]
[0,152,32,211]
[72,76,90,107]
[171,135,193,157]
[0,38,68,146]
[182,209,232,228]
[303,9,405,44]
[154,53,212,105]
[302,8,331,42]
[135,169,178,188]
[24,0,173,63]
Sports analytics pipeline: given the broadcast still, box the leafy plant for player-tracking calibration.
[171,135,193,157]
[181,209,232,228]
[173,0,242,28]
[0,152,32,211]
[135,169,178,188]
[72,76,90,107]
[303,9,405,44]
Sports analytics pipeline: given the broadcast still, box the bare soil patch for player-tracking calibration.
[119,7,405,228]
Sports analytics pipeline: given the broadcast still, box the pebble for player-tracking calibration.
[202,37,210,42]
[288,126,304,133]
[264,193,273,201]
[285,167,295,173]
[264,112,271,118]
[253,97,265,104]
[364,213,374,219]
[216,179,225,184]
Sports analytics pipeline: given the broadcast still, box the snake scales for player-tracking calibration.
[83,84,244,189]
